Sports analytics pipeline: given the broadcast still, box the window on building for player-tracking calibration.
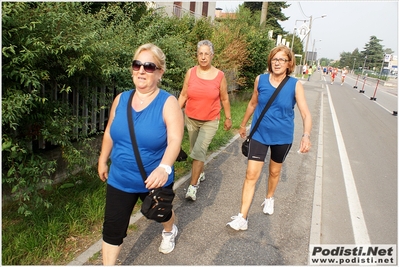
[202,2,208,17]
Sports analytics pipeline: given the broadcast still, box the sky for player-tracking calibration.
[215,1,398,60]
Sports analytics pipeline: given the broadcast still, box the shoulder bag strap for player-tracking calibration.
[247,75,290,139]
[126,90,147,182]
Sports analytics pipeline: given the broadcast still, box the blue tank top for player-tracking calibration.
[108,89,174,193]
[250,74,298,145]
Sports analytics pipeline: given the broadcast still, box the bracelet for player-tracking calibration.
[240,125,246,128]
[302,133,310,138]
[226,117,232,120]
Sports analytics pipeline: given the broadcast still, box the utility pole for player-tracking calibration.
[301,14,326,66]
[260,2,268,28]
[302,15,312,66]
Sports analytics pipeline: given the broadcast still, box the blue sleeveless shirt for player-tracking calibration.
[108,89,174,193]
[250,74,298,145]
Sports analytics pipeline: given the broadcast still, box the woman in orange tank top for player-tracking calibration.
[178,40,232,201]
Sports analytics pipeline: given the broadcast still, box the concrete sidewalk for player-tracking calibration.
[69,73,323,265]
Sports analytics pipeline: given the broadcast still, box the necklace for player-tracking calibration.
[136,89,157,105]
[137,96,144,105]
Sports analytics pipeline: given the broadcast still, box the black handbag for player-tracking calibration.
[242,76,290,157]
[176,147,188,162]
[140,187,175,222]
[126,90,175,222]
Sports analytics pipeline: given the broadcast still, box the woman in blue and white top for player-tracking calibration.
[227,45,312,231]
[98,44,184,264]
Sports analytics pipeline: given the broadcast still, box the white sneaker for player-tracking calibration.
[196,172,206,186]
[185,185,197,201]
[159,224,178,254]
[226,213,248,230]
[261,197,274,215]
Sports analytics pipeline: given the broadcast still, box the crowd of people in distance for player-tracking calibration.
[322,66,347,85]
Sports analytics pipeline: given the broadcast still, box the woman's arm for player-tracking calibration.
[178,69,191,109]
[295,81,312,153]
[239,75,260,138]
[98,93,121,181]
[145,95,184,189]
[219,75,232,130]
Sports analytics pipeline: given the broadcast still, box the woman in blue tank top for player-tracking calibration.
[227,45,312,231]
[98,44,184,263]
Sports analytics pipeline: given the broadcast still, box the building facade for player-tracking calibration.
[154,2,216,20]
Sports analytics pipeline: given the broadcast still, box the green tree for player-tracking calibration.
[361,36,385,71]
[2,2,147,215]
[243,2,290,38]
[338,51,353,69]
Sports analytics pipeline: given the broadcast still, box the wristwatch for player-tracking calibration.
[159,164,172,175]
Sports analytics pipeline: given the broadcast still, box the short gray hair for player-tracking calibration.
[197,40,214,55]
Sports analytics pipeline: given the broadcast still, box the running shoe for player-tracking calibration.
[261,197,274,215]
[226,213,248,230]
[185,185,198,201]
[159,224,178,254]
[196,172,206,186]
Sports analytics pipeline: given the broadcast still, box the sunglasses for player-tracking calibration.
[132,60,161,73]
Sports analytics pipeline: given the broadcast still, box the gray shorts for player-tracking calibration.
[185,115,219,162]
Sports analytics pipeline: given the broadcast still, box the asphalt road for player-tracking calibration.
[69,70,397,266]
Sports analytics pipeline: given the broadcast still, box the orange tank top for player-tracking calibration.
[185,66,224,121]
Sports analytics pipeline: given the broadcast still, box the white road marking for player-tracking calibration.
[326,84,371,244]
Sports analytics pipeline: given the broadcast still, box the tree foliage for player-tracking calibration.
[338,35,390,73]
[243,2,290,37]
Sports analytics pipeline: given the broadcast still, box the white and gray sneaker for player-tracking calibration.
[196,172,206,186]
[159,224,178,254]
[185,185,198,201]
[226,213,248,231]
[261,197,274,215]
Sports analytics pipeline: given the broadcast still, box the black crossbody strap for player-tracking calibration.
[126,90,147,182]
[248,75,290,139]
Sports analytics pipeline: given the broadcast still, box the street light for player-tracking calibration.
[302,14,327,66]
[379,54,386,78]
[362,56,367,75]
[311,39,322,66]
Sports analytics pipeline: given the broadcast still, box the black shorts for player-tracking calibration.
[102,183,173,246]
[248,139,292,163]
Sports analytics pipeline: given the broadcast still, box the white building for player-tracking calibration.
[153,2,216,20]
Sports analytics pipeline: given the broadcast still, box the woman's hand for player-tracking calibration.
[224,119,232,131]
[298,134,311,153]
[239,126,247,138]
[98,162,109,182]
[145,167,169,189]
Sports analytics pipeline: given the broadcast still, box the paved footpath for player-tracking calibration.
[70,74,323,265]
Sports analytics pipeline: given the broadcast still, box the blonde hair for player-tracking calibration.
[132,43,166,72]
[267,45,295,75]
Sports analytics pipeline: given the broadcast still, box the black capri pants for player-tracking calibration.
[102,183,173,246]
[248,138,292,163]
